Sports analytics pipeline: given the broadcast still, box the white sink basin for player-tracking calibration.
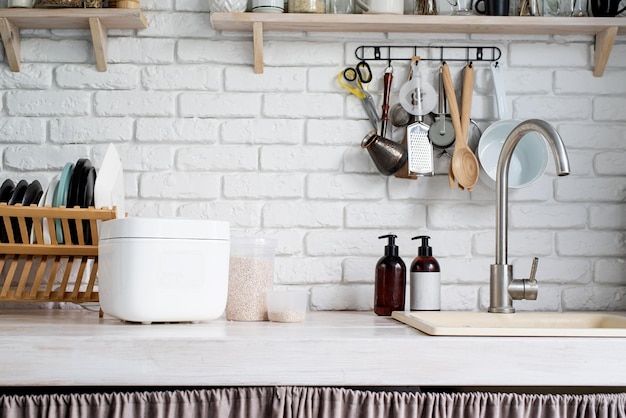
[391,311,626,337]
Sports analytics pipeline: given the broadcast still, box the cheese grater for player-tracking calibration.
[406,70,434,176]
[407,115,434,176]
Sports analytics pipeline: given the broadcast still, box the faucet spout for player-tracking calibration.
[489,119,570,314]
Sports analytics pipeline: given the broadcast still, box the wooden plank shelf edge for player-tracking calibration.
[0,8,147,72]
[210,12,626,76]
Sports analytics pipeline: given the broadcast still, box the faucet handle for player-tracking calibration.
[506,257,539,302]
[523,257,539,301]
[529,257,539,284]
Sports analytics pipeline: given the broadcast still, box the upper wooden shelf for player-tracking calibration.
[210,12,626,76]
[0,8,147,72]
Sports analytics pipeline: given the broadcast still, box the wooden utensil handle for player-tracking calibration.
[381,70,393,136]
[441,63,463,148]
[460,63,474,147]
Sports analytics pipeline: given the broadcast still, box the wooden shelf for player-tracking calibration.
[0,8,147,72]
[210,12,626,76]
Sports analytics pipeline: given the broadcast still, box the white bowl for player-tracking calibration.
[209,0,248,12]
[252,0,284,12]
[477,119,549,189]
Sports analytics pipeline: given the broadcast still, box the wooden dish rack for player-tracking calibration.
[0,204,117,304]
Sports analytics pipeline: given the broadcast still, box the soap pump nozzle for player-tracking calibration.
[412,235,432,257]
[379,234,399,256]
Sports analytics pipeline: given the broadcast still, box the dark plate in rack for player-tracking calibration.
[0,179,15,243]
[21,180,43,241]
[7,180,29,243]
[67,159,94,244]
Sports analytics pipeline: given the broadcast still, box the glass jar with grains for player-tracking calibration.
[288,0,326,12]
[34,0,106,6]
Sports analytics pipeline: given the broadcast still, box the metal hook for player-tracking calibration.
[354,45,501,64]
[354,45,362,61]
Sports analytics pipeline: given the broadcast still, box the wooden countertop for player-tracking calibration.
[0,309,624,387]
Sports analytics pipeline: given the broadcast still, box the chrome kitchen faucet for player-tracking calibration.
[489,120,571,313]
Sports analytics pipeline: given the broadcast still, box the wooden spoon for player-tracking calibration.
[457,63,479,191]
[447,158,455,188]
[442,63,480,191]
[441,63,463,189]
[460,63,473,149]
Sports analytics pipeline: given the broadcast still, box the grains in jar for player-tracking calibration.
[84,0,105,6]
[268,310,306,323]
[288,0,326,12]
[226,256,274,321]
[35,0,82,6]
[34,0,106,6]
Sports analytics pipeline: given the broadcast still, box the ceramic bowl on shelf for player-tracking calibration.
[252,0,284,12]
[209,0,248,12]
[8,0,34,7]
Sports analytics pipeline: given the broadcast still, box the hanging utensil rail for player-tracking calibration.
[355,45,501,64]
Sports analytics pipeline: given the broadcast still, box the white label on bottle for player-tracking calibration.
[410,272,441,311]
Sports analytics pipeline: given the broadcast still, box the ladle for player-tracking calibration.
[442,62,480,191]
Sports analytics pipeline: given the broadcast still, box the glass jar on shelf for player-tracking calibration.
[8,0,35,7]
[288,0,326,12]
[414,0,437,14]
[33,0,107,6]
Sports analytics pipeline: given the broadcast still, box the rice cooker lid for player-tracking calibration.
[99,217,230,241]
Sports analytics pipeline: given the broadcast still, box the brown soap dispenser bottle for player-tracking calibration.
[410,235,441,311]
[374,234,406,316]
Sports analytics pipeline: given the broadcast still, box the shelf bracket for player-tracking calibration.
[593,26,617,78]
[89,17,108,72]
[0,17,21,72]
[253,21,264,74]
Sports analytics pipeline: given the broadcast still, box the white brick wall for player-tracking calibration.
[0,0,624,313]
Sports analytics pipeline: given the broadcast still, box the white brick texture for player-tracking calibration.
[0,7,623,312]
[6,91,90,116]
[56,65,140,90]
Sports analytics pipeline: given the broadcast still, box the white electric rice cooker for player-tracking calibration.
[97,217,230,324]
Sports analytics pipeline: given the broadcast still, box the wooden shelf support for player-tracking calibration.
[253,20,264,74]
[0,9,146,72]
[89,17,108,72]
[0,17,21,72]
[593,26,618,77]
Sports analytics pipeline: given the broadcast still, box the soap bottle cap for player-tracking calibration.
[378,234,399,256]
[412,235,432,257]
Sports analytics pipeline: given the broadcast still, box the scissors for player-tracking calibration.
[343,60,373,88]
[337,61,379,130]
